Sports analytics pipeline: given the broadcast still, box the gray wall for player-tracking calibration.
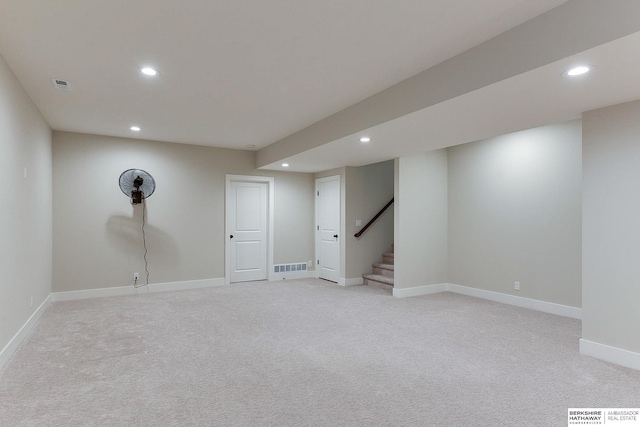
[0,55,52,352]
[394,150,448,289]
[53,131,314,292]
[583,100,640,353]
[447,120,582,307]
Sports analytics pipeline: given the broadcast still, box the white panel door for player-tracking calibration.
[316,176,340,282]
[228,180,267,282]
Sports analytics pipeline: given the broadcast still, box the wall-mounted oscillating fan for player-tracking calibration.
[119,169,156,288]
[119,169,156,204]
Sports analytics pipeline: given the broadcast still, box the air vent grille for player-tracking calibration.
[274,263,307,273]
[51,78,71,90]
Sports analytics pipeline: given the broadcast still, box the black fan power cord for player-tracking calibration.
[134,197,150,288]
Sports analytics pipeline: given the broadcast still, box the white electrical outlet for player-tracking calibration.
[514,281,520,291]
[134,272,139,280]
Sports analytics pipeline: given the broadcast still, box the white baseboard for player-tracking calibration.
[339,277,363,287]
[580,339,640,371]
[393,283,448,298]
[52,278,226,302]
[392,283,581,319]
[271,271,315,281]
[0,294,52,370]
[448,284,582,319]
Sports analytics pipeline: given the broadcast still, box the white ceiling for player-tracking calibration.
[0,0,567,154]
[280,30,640,172]
[3,1,640,174]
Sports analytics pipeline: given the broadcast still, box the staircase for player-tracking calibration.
[362,245,394,294]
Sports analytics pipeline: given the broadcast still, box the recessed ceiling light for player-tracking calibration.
[360,137,371,143]
[130,126,141,132]
[282,163,289,167]
[247,144,256,149]
[564,65,592,77]
[140,67,158,76]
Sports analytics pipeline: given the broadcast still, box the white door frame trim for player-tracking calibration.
[225,174,275,285]
[315,175,342,281]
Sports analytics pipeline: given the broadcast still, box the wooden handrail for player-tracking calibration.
[354,198,394,238]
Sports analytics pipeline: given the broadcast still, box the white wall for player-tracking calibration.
[394,150,448,289]
[0,55,52,352]
[583,101,640,354]
[447,120,582,307]
[52,131,314,292]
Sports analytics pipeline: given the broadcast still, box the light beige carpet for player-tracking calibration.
[1,279,639,426]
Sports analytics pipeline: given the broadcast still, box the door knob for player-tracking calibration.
[230,235,234,239]
[333,234,338,238]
